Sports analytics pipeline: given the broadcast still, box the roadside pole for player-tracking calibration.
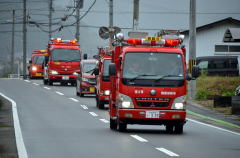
[11,10,15,74]
[49,0,53,40]
[189,0,196,100]
[109,0,113,48]
[23,0,27,79]
[132,0,139,31]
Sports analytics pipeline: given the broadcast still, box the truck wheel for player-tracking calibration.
[118,122,127,132]
[43,79,48,85]
[174,124,183,134]
[110,118,117,130]
[48,80,53,86]
[79,90,84,97]
[166,124,174,133]
[97,97,104,109]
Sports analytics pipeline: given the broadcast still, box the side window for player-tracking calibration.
[212,60,227,69]
[198,61,208,69]
[229,59,237,69]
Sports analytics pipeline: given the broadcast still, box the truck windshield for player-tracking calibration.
[103,59,111,81]
[33,56,44,65]
[83,63,96,73]
[51,49,81,62]
[122,52,184,87]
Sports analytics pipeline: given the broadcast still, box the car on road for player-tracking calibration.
[76,59,98,97]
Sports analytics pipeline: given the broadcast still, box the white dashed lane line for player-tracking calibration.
[44,87,51,90]
[24,80,30,83]
[130,135,148,142]
[55,91,64,96]
[89,112,98,117]
[33,83,39,86]
[69,98,79,102]
[81,105,88,110]
[99,119,109,123]
[156,148,179,157]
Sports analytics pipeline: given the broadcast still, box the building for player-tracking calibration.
[182,17,240,61]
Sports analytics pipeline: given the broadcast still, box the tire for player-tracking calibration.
[174,124,183,134]
[43,79,48,85]
[48,79,53,86]
[97,96,104,109]
[118,122,127,132]
[110,118,117,130]
[166,124,174,133]
[79,90,84,97]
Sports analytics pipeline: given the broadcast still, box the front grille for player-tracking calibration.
[135,98,170,107]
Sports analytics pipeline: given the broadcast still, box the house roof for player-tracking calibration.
[181,17,240,35]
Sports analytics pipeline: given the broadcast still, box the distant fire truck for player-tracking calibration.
[100,29,199,133]
[28,50,47,79]
[43,38,81,86]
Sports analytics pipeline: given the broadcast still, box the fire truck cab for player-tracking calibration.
[95,47,112,109]
[43,38,81,86]
[107,32,192,134]
[28,50,47,79]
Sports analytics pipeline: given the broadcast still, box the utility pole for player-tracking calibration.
[11,10,15,74]
[109,0,113,47]
[133,0,139,31]
[75,0,81,42]
[189,0,196,99]
[49,0,53,40]
[23,0,27,79]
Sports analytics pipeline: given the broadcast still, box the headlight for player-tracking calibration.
[172,95,186,110]
[50,70,58,75]
[32,66,37,71]
[117,93,134,108]
[82,78,88,82]
[73,72,78,76]
[104,90,110,95]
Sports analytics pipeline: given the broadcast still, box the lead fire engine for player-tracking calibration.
[43,38,81,86]
[95,47,112,109]
[105,31,195,134]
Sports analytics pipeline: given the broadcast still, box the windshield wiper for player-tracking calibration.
[64,59,81,62]
[129,74,157,81]
[155,75,182,82]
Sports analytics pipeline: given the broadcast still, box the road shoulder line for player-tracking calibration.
[0,93,28,158]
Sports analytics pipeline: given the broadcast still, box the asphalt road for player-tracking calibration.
[0,78,240,158]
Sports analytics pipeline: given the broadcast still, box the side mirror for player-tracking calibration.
[192,65,200,79]
[29,60,32,64]
[83,54,87,60]
[93,68,99,75]
[109,63,116,76]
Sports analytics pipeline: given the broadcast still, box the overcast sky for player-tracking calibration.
[0,0,240,60]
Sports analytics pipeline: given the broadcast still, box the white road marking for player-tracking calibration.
[32,83,39,86]
[44,87,51,90]
[69,98,79,102]
[81,105,88,110]
[24,80,30,83]
[130,135,148,142]
[0,93,28,158]
[89,112,98,117]
[99,119,109,123]
[55,91,64,96]
[187,118,240,136]
[156,148,179,157]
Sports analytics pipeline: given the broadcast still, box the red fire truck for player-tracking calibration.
[106,32,196,134]
[43,38,81,86]
[28,50,47,79]
[95,47,112,109]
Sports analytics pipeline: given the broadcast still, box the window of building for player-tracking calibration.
[215,45,228,52]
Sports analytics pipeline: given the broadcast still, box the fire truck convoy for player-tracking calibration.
[95,47,112,109]
[28,50,47,79]
[43,38,81,86]
[101,30,199,133]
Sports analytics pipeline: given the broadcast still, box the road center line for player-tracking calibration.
[69,98,79,102]
[0,93,28,158]
[156,148,179,157]
[187,118,240,136]
[24,80,30,83]
[55,91,64,95]
[81,105,88,110]
[99,119,109,123]
[89,112,98,117]
[33,83,39,86]
[44,87,51,90]
[130,135,148,142]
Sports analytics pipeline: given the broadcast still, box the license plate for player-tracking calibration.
[62,76,69,80]
[36,73,42,76]
[90,87,95,93]
[146,111,159,118]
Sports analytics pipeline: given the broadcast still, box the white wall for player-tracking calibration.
[183,23,240,62]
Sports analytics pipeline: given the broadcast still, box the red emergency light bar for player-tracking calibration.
[126,38,181,47]
[33,50,48,54]
[51,38,78,44]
